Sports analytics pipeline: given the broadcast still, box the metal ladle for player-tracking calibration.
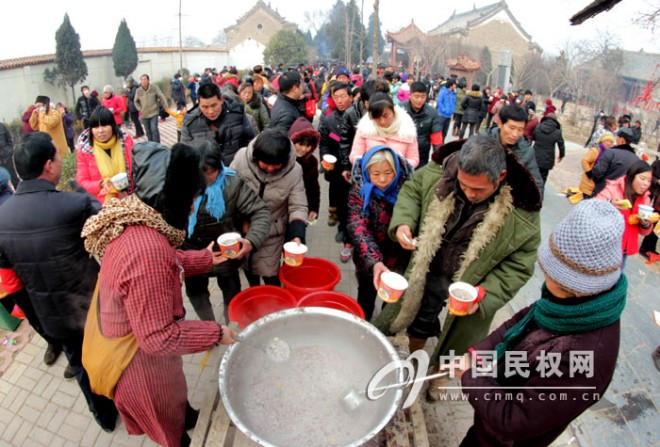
[341,370,450,411]
[233,333,291,363]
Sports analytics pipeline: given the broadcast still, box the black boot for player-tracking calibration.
[43,342,62,366]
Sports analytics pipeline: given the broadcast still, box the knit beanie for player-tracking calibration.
[598,132,615,144]
[288,117,320,150]
[537,199,624,296]
[103,85,114,93]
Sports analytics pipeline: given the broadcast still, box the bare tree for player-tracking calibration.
[304,10,329,36]
[371,0,379,78]
[634,2,660,32]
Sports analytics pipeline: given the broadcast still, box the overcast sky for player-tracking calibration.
[3,0,659,61]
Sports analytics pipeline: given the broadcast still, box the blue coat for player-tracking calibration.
[436,86,456,118]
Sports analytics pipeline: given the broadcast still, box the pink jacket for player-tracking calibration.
[349,106,419,168]
[102,94,126,125]
[596,176,652,256]
[76,129,134,203]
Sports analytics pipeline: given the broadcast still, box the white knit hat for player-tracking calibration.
[537,199,624,296]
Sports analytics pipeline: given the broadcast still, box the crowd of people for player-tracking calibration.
[0,60,658,447]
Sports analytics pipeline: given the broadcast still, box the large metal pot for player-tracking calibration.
[219,307,403,447]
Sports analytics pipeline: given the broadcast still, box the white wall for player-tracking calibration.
[0,49,229,123]
[228,39,265,71]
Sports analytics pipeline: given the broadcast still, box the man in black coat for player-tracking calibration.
[75,85,100,130]
[532,113,565,186]
[269,71,304,133]
[181,83,255,166]
[403,81,443,168]
[591,127,641,195]
[0,132,118,431]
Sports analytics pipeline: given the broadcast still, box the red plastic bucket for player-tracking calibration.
[279,257,341,300]
[228,286,297,328]
[297,291,365,319]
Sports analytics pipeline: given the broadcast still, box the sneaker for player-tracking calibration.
[335,230,345,243]
[340,244,353,263]
[44,342,62,366]
[63,364,75,380]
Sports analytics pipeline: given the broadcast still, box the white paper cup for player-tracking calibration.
[217,232,241,258]
[377,272,408,303]
[638,204,654,220]
[321,154,337,171]
[110,172,129,191]
[283,242,308,266]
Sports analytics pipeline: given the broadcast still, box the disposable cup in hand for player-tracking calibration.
[321,154,337,171]
[377,272,408,303]
[283,242,307,267]
[217,232,241,258]
[110,173,129,191]
[637,204,653,220]
[448,282,485,316]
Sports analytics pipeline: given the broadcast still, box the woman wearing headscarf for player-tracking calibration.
[347,146,412,320]
[76,107,134,203]
[185,140,271,322]
[454,199,626,446]
[579,131,615,198]
[349,92,419,168]
[82,141,236,447]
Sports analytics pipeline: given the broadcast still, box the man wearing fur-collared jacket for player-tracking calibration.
[374,134,541,399]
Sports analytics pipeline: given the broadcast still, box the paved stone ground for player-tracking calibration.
[0,118,658,446]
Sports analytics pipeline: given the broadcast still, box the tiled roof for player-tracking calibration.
[428,0,532,42]
[0,47,227,71]
[224,0,295,33]
[619,50,660,82]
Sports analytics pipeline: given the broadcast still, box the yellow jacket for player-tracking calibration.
[29,108,69,157]
[166,109,185,130]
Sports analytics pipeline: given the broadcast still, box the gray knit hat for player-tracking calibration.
[537,199,624,296]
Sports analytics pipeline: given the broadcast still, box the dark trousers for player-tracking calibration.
[438,116,451,143]
[184,271,242,323]
[452,114,463,135]
[244,271,281,288]
[539,168,550,186]
[141,115,160,143]
[130,111,145,137]
[8,289,61,350]
[356,271,379,321]
[59,332,118,428]
[327,170,351,242]
[459,121,477,139]
[66,137,75,153]
[485,112,494,130]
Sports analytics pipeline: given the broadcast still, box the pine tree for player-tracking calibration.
[44,14,88,104]
[263,30,309,67]
[113,19,139,79]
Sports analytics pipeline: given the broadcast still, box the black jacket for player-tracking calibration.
[270,94,303,133]
[338,102,363,170]
[591,144,640,195]
[0,180,101,339]
[532,116,566,170]
[180,97,256,166]
[632,126,642,145]
[402,101,443,168]
[319,108,349,171]
[75,94,100,121]
[461,91,485,124]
